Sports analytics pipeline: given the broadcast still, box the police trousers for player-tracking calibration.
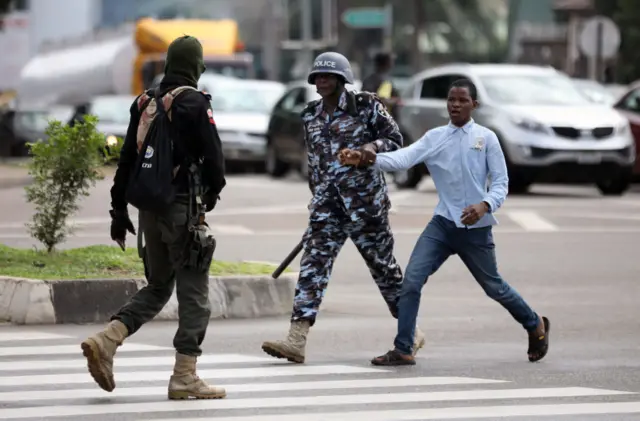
[111,200,211,356]
[291,208,403,326]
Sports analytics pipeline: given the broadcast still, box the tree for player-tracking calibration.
[24,115,109,253]
[593,0,640,83]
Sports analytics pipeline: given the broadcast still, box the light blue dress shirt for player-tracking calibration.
[374,119,509,229]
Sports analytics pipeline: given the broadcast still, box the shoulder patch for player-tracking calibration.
[374,100,391,118]
[207,107,215,124]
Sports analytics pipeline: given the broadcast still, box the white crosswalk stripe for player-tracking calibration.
[0,331,638,420]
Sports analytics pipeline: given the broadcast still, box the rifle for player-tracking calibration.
[272,240,303,279]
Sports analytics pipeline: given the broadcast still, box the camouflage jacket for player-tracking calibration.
[301,90,403,223]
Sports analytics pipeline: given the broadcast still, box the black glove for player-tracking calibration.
[203,192,220,212]
[109,209,136,246]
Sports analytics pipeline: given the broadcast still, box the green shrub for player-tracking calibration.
[24,115,108,252]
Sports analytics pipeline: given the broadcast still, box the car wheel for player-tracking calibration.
[265,141,289,178]
[392,166,422,189]
[596,170,632,196]
[508,179,532,194]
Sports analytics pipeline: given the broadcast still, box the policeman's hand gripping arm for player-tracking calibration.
[338,145,377,167]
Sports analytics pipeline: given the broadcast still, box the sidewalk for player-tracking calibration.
[0,160,31,189]
[0,160,116,190]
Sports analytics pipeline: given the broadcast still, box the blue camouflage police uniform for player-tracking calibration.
[291,54,405,326]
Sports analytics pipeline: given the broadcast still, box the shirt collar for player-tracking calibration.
[315,90,349,118]
[447,118,475,134]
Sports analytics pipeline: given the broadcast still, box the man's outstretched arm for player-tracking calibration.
[374,132,432,172]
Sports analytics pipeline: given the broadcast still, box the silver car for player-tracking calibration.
[397,64,636,195]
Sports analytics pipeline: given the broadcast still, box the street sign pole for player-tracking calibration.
[578,15,620,82]
[300,0,313,73]
[596,20,603,83]
[382,3,393,51]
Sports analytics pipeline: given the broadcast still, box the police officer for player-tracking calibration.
[261,52,425,363]
[80,36,227,400]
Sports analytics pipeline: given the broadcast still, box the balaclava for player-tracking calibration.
[163,35,206,86]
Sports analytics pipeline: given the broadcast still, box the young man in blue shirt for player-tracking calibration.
[339,78,550,366]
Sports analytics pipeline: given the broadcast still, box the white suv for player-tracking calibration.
[397,64,636,195]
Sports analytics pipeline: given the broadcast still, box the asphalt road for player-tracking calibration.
[0,174,639,420]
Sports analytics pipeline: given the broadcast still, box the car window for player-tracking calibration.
[276,87,306,111]
[90,96,136,124]
[419,74,467,100]
[480,73,591,105]
[208,83,286,114]
[617,88,640,113]
[14,111,50,132]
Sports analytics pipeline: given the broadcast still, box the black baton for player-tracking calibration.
[272,240,303,279]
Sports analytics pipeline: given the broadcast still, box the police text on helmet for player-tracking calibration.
[314,61,336,68]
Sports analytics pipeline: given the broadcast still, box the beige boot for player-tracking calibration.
[413,325,426,356]
[80,320,128,392]
[168,353,227,400]
[261,320,310,363]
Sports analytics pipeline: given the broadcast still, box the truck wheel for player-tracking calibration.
[392,166,423,189]
[265,141,289,178]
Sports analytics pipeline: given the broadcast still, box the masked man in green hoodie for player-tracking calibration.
[80,36,227,400]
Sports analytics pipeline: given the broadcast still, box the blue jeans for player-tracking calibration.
[394,215,540,355]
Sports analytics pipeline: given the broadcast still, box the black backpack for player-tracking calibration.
[125,86,197,212]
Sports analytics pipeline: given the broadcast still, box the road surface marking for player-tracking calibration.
[0,364,385,386]
[0,376,507,403]
[505,211,558,231]
[0,343,169,357]
[0,387,629,418]
[210,224,254,234]
[149,402,640,421]
[0,332,72,342]
[388,191,417,206]
[550,211,640,221]
[0,353,274,371]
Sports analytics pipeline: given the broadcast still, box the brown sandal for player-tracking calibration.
[528,316,550,362]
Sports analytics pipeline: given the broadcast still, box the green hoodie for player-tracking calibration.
[163,35,206,87]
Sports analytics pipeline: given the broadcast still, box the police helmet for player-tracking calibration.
[307,52,355,85]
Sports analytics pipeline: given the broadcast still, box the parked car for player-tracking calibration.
[3,105,74,156]
[203,77,285,170]
[396,63,636,195]
[612,81,640,178]
[146,73,281,170]
[65,95,137,157]
[264,80,364,179]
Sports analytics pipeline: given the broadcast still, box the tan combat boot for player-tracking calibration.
[80,320,128,392]
[168,353,227,400]
[261,320,310,363]
[413,325,426,356]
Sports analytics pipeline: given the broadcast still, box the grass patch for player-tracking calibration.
[0,244,288,280]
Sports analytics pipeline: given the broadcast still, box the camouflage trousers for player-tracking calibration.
[291,210,403,326]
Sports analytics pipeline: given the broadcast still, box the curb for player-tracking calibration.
[0,273,298,325]
[0,176,31,190]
